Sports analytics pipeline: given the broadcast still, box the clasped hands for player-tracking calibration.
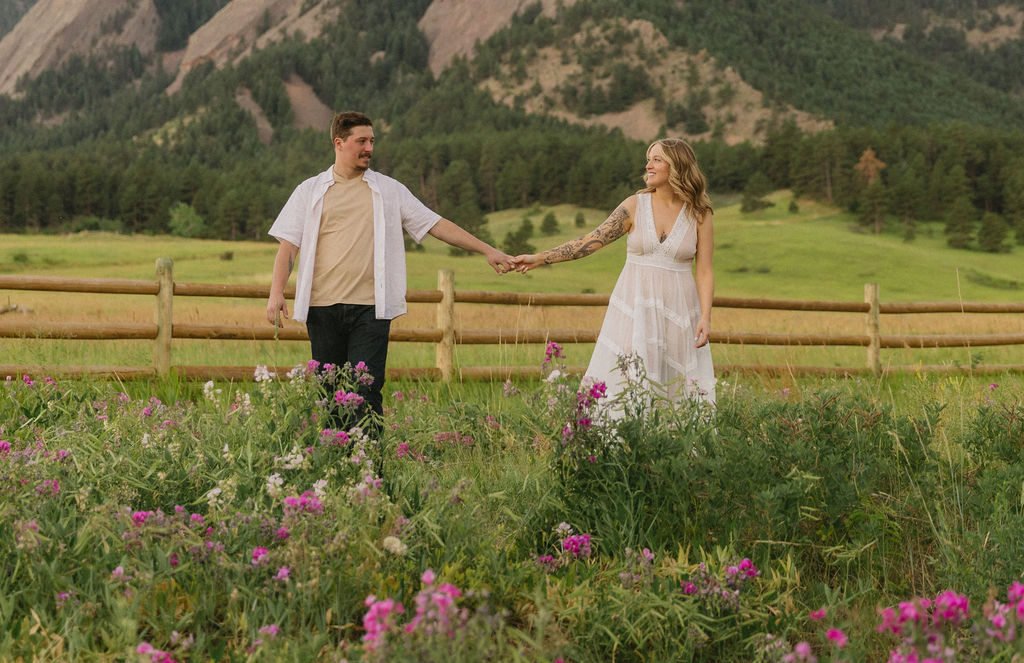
[488,250,542,275]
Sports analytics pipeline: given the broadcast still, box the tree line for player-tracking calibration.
[0,0,1022,255]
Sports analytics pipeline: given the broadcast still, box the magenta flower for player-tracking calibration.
[932,590,969,626]
[334,391,365,410]
[826,628,848,648]
[363,595,404,651]
[36,479,60,496]
[251,547,269,566]
[321,429,350,446]
[561,533,592,559]
[810,608,827,620]
[275,566,290,581]
[282,491,324,517]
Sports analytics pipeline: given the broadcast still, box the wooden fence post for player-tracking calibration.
[436,269,455,382]
[865,282,881,376]
[154,258,173,377]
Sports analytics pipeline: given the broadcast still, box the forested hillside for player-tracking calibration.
[0,0,1022,255]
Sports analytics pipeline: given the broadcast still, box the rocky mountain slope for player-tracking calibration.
[0,0,159,96]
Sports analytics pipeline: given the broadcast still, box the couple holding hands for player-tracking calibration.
[267,111,715,428]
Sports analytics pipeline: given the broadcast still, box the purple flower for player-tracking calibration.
[561,534,592,559]
[251,547,269,566]
[334,391,365,410]
[545,341,564,361]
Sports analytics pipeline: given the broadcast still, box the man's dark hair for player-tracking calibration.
[331,111,373,141]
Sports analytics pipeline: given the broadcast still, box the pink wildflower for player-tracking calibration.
[561,534,592,559]
[810,608,827,620]
[251,547,269,566]
[334,391,365,410]
[826,628,848,648]
[362,595,404,651]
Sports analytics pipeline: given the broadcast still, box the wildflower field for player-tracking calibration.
[3,346,1024,662]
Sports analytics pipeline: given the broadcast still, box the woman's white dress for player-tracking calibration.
[584,193,716,407]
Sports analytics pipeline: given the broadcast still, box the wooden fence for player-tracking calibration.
[2,258,1024,381]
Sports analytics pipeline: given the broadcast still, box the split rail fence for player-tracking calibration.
[2,259,1024,381]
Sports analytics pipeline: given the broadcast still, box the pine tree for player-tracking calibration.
[502,218,536,255]
[944,196,977,249]
[574,211,586,228]
[977,211,1009,253]
[741,172,774,214]
[540,211,559,236]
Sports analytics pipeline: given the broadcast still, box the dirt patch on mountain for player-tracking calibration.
[870,4,1023,49]
[284,74,333,132]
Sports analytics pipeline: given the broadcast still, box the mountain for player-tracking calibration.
[0,0,159,96]
[0,0,37,40]
[0,0,1023,250]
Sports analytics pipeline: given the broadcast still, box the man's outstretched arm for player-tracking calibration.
[427,218,513,273]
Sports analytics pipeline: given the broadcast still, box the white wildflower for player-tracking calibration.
[266,473,284,498]
[202,380,221,400]
[382,536,407,556]
[253,365,276,382]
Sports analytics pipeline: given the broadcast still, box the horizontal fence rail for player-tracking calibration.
[2,262,1023,381]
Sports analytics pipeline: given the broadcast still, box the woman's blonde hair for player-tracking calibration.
[638,138,713,221]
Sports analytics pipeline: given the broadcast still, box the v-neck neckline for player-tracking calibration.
[650,196,685,245]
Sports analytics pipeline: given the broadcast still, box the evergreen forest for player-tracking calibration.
[1,0,1023,253]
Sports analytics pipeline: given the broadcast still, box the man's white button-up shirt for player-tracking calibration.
[268,167,441,322]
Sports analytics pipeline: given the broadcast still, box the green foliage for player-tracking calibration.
[540,211,560,236]
[167,202,206,238]
[502,217,536,255]
[741,172,775,213]
[2,360,1024,660]
[574,210,586,228]
[152,0,232,51]
[944,195,977,249]
[977,211,1010,253]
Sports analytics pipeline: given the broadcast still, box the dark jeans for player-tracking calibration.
[306,303,390,432]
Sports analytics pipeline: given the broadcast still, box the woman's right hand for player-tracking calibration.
[510,254,544,273]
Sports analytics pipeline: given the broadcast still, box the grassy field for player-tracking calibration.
[3,358,1024,661]
[2,191,1022,373]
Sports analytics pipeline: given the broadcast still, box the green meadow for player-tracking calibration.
[2,191,1022,373]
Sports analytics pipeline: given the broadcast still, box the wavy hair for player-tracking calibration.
[638,138,713,221]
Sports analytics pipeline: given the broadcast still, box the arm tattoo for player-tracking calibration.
[543,206,629,264]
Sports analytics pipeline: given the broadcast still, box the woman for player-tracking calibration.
[510,138,716,407]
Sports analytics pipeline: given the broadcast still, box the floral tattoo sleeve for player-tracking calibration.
[542,206,630,264]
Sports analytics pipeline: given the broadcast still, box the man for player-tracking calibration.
[266,111,510,429]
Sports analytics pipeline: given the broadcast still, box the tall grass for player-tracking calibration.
[2,350,1023,661]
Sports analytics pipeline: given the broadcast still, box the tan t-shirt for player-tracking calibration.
[309,170,374,306]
